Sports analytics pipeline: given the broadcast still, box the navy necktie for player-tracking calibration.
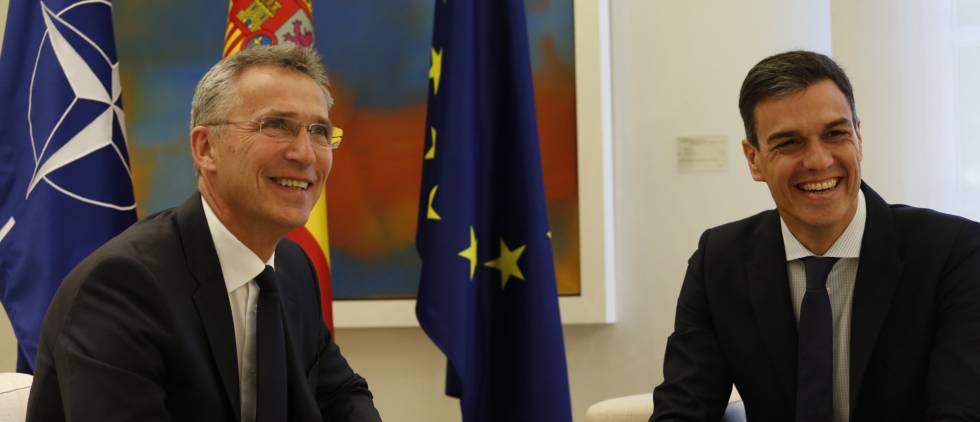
[797,256,837,422]
[255,266,287,422]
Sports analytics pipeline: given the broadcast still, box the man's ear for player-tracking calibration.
[742,138,764,181]
[190,126,218,173]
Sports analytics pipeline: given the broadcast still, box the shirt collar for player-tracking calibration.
[781,189,866,261]
[201,196,275,292]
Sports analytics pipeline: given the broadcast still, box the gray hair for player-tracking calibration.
[190,45,333,131]
[738,50,857,148]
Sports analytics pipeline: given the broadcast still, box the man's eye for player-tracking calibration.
[309,124,329,136]
[775,139,801,149]
[263,118,288,129]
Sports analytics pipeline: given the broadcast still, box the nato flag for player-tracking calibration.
[415,0,573,420]
[0,0,136,372]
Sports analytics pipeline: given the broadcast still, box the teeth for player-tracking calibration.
[799,179,838,192]
[274,178,309,190]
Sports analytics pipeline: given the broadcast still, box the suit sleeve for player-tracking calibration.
[311,325,381,421]
[294,250,381,421]
[926,224,980,420]
[652,230,733,422]
[30,255,171,422]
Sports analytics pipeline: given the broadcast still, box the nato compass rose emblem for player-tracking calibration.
[25,0,135,212]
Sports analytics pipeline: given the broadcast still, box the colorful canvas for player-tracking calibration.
[114,0,579,300]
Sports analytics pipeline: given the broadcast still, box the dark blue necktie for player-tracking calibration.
[797,256,837,422]
[255,266,287,422]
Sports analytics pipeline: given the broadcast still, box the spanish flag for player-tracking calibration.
[223,0,334,330]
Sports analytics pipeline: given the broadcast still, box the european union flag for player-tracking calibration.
[0,0,136,372]
[415,0,572,420]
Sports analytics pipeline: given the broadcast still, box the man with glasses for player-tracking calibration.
[27,45,382,421]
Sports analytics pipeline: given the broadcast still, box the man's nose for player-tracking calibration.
[284,128,318,165]
[801,139,833,170]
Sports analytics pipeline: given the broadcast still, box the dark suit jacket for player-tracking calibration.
[653,184,980,421]
[26,194,381,421]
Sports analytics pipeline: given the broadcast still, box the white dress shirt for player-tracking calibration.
[780,191,865,422]
[202,197,273,422]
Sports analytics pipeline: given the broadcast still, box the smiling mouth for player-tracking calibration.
[272,178,310,191]
[797,178,839,193]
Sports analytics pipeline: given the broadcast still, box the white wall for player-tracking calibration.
[0,0,961,420]
[0,0,7,53]
[0,0,17,373]
[831,0,961,211]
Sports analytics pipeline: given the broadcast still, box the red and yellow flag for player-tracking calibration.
[224,0,315,56]
[224,0,334,330]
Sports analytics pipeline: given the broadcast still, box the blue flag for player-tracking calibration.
[0,0,136,372]
[415,0,573,420]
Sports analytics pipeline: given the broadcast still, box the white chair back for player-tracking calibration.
[585,387,743,422]
[0,373,32,422]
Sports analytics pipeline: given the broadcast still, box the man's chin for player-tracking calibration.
[273,212,314,234]
[797,207,855,231]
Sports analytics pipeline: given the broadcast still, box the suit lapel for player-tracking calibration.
[176,193,242,420]
[848,184,903,408]
[745,210,797,400]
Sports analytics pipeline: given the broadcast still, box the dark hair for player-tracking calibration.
[738,50,857,147]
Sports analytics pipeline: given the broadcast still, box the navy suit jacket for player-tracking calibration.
[27,194,381,421]
[653,183,980,421]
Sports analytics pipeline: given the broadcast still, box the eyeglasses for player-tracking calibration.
[205,116,343,149]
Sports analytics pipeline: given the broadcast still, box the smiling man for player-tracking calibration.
[27,46,381,422]
[652,51,980,421]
